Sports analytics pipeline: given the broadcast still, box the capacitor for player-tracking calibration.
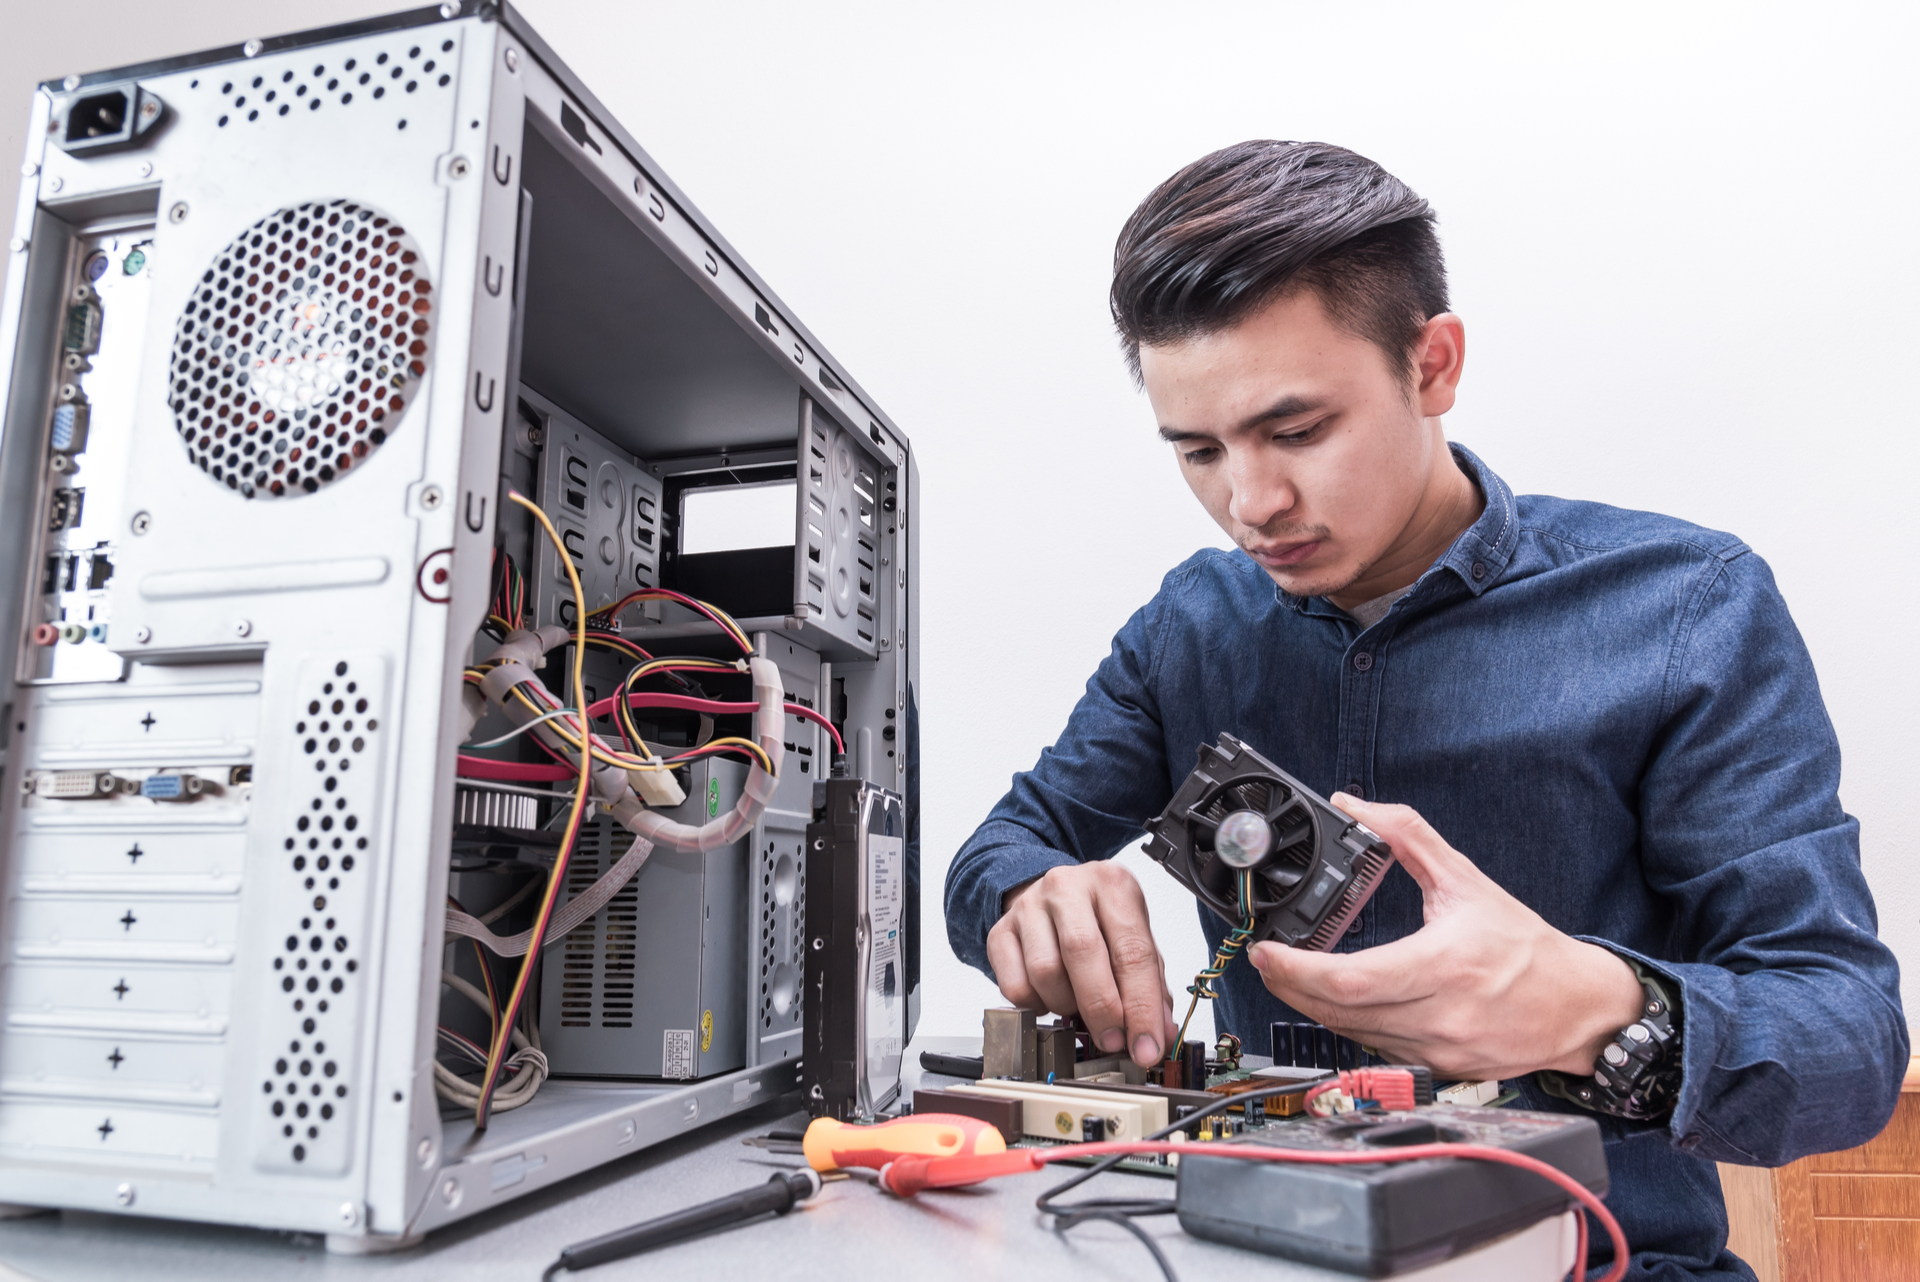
[1181,1040,1207,1090]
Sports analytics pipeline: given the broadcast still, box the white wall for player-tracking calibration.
[7,2,1915,1044]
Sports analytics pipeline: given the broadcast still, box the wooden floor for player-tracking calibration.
[1721,1055,1920,1282]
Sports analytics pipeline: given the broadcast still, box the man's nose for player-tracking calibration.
[1226,446,1295,530]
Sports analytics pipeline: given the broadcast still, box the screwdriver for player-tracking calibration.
[802,1113,1007,1172]
[546,1169,823,1274]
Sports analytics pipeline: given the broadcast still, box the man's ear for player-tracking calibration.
[1413,313,1465,418]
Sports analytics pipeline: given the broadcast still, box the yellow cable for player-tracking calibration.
[475,492,591,1127]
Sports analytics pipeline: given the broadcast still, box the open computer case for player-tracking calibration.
[0,1,918,1249]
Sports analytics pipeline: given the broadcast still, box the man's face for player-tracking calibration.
[1139,289,1463,605]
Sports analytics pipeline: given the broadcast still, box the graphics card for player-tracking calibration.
[1143,733,1394,949]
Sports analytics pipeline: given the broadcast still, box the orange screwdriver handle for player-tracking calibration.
[802,1114,1007,1173]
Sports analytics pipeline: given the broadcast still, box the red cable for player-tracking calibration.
[593,589,751,653]
[881,1140,1625,1282]
[456,756,576,782]
[584,691,845,754]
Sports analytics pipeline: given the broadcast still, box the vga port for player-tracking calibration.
[33,770,131,800]
[141,773,210,802]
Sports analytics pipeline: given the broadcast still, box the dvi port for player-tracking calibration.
[32,770,133,800]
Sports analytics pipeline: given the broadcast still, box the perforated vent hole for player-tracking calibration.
[167,200,433,498]
[760,840,805,1029]
[263,658,373,1165]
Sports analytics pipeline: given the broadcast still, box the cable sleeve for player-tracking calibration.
[445,835,655,956]
[478,660,539,706]
[619,657,784,852]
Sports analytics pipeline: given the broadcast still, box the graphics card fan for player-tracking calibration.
[1142,733,1395,949]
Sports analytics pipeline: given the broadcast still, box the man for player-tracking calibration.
[944,141,1906,1280]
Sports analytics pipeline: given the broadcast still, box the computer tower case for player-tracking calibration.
[0,1,918,1249]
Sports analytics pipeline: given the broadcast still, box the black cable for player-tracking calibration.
[1049,1208,1179,1282]
[1034,1077,1326,1282]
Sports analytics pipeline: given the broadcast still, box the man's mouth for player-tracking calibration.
[1245,539,1322,568]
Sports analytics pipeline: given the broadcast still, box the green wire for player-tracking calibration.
[1172,868,1256,1058]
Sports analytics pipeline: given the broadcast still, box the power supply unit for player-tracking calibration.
[0,1,918,1251]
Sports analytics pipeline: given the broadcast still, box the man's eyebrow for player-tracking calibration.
[1156,395,1325,444]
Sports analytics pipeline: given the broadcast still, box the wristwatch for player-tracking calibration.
[1569,967,1682,1121]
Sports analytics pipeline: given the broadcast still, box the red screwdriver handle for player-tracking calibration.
[879,1149,1045,1197]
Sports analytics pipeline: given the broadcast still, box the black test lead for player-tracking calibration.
[544,1169,823,1276]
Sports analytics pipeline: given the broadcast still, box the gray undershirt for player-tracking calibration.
[1344,583,1415,630]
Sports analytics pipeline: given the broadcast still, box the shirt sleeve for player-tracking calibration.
[1616,547,1908,1165]
[942,579,1181,979]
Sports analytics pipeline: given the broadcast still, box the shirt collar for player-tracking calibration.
[1273,441,1518,613]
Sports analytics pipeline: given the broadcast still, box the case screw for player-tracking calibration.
[504,47,519,72]
[243,39,263,58]
[441,1177,461,1206]
[420,485,444,510]
[137,161,152,179]
[130,511,151,535]
[46,177,62,194]
[134,626,151,644]
[338,1202,360,1227]
[114,1182,135,1206]
[168,202,189,225]
[416,1137,434,1168]
[62,75,81,91]
[447,156,469,180]
[440,1,459,16]
[20,163,37,177]
[8,237,26,253]
[233,619,252,638]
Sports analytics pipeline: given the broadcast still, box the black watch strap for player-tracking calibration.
[1570,965,1682,1121]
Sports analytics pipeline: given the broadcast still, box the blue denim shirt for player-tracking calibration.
[946,445,1906,1281]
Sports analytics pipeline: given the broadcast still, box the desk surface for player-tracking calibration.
[0,1038,1576,1282]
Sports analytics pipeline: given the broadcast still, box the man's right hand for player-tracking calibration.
[985,862,1176,1068]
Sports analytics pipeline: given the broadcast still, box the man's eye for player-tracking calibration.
[1182,447,1218,465]
[1275,423,1323,445]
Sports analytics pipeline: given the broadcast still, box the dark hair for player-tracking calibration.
[1111,141,1448,383]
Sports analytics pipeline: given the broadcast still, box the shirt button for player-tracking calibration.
[1352,652,1374,673]
[1471,561,1487,581]
[1680,1133,1703,1152]
[1346,783,1365,800]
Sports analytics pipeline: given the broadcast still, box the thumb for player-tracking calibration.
[1328,792,1480,902]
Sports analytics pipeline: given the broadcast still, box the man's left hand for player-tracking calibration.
[1248,794,1645,1081]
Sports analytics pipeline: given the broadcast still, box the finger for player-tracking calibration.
[1329,794,1481,900]
[986,920,1040,1011]
[1249,934,1446,1011]
[1090,881,1170,1066]
[1011,904,1078,1017]
[1050,892,1131,1053]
